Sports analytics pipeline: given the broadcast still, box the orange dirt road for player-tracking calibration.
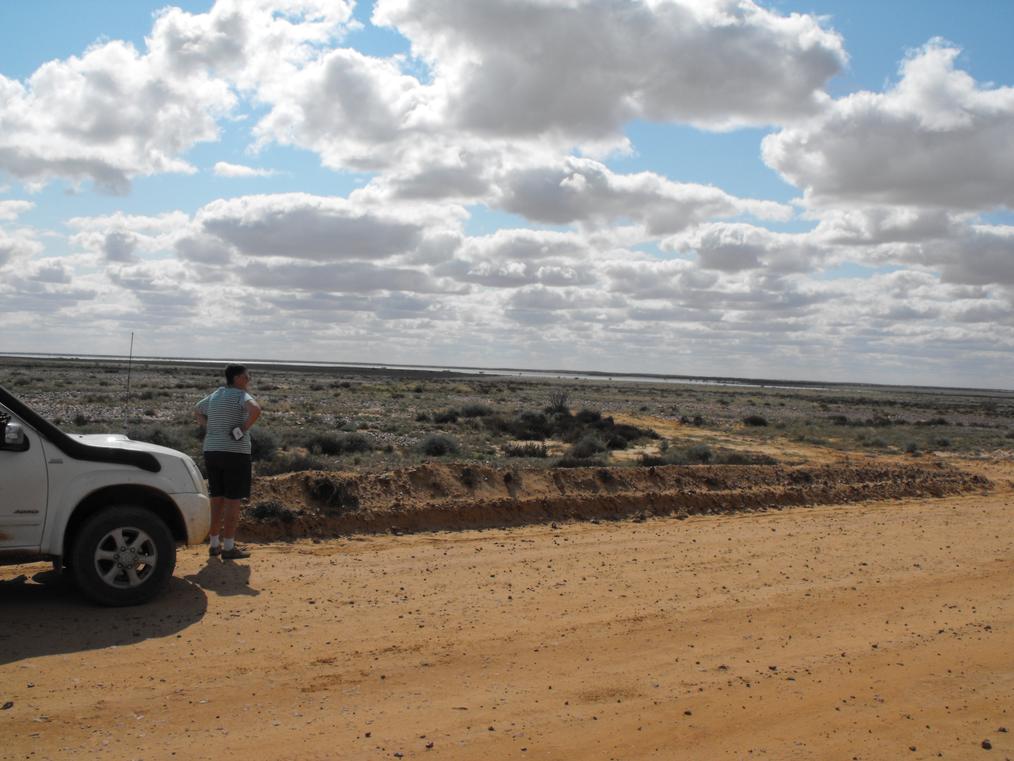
[2,492,1012,760]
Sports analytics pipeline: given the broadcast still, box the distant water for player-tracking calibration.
[0,350,834,391]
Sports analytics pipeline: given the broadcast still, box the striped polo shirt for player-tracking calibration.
[196,386,256,454]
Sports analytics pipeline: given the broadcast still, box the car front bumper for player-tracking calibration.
[170,493,211,545]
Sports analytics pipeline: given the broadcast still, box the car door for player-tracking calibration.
[0,404,48,548]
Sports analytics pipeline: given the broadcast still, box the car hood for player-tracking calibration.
[73,433,187,459]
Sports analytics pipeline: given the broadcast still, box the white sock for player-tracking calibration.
[209,535,220,548]
[223,538,235,551]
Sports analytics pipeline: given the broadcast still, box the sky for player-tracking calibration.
[1,1,1012,388]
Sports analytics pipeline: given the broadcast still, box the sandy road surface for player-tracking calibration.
[2,490,1012,760]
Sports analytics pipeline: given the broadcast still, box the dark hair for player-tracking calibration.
[225,364,247,386]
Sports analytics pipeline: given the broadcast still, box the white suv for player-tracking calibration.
[0,384,210,606]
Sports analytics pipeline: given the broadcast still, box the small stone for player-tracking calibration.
[683,710,692,716]
[981,740,992,750]
[425,742,434,749]
[2,702,13,711]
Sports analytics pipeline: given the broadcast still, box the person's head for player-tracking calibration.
[225,364,250,388]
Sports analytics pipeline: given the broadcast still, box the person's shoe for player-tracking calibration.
[209,545,221,557]
[221,545,251,560]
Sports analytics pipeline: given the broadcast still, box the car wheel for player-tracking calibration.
[71,505,176,606]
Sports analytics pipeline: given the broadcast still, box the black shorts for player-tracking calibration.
[204,451,252,500]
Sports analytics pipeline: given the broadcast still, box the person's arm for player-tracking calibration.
[194,397,209,428]
[241,398,261,433]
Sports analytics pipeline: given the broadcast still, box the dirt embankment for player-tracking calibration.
[242,460,991,540]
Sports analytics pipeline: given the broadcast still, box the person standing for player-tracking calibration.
[194,364,261,560]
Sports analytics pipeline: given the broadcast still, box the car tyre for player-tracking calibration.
[72,505,176,606]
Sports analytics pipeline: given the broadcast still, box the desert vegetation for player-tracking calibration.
[3,356,1014,478]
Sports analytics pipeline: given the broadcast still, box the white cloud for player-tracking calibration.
[0,0,355,193]
[0,200,34,221]
[437,228,599,288]
[763,42,1014,210]
[252,47,435,171]
[193,193,442,261]
[665,223,827,273]
[374,0,845,137]
[497,157,791,232]
[67,211,190,262]
[240,259,459,294]
[147,0,354,90]
[213,161,278,178]
[0,41,233,193]
[0,226,43,268]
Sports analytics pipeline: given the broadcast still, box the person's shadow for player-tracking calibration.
[0,565,208,666]
[184,559,260,597]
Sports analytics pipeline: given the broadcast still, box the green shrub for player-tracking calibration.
[545,390,570,415]
[305,432,374,455]
[569,434,607,459]
[247,500,296,523]
[419,434,459,456]
[553,456,603,468]
[257,453,326,475]
[508,411,553,440]
[461,404,494,418]
[459,467,480,488]
[250,429,279,461]
[433,409,460,424]
[713,451,777,465]
[307,476,359,513]
[503,442,548,458]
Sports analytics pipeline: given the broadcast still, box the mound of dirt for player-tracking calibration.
[239,461,991,540]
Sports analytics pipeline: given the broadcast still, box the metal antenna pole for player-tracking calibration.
[124,332,134,432]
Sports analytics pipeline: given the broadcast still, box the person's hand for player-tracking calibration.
[231,426,244,441]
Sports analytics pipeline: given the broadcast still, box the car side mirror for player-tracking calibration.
[1,421,29,452]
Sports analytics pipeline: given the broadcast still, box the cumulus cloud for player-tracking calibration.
[925,225,1014,286]
[147,0,354,88]
[68,211,190,262]
[0,42,233,193]
[497,157,791,232]
[213,161,278,178]
[0,225,43,268]
[763,42,1014,210]
[0,0,355,192]
[811,206,965,245]
[0,200,34,221]
[665,223,828,273]
[241,259,459,294]
[251,47,434,171]
[374,0,845,137]
[437,228,599,288]
[194,193,432,260]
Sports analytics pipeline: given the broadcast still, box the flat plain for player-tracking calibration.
[1,356,1012,759]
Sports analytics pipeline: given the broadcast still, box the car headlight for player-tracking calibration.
[184,456,207,494]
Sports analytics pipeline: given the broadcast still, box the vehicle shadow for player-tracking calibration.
[184,559,260,597]
[0,565,208,666]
